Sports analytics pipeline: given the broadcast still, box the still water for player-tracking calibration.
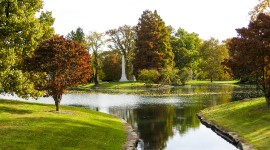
[1,84,261,150]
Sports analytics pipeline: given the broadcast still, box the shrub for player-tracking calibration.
[179,67,192,85]
[138,69,160,84]
[160,67,180,85]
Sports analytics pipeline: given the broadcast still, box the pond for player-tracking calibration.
[0,84,262,150]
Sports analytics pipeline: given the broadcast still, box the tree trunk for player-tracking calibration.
[265,96,270,108]
[94,69,99,86]
[211,77,213,83]
[94,53,99,86]
[53,94,62,111]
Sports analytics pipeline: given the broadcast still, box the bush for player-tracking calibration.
[160,67,179,85]
[138,69,160,84]
[179,67,192,85]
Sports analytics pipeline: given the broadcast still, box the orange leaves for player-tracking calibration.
[226,13,270,92]
[25,35,92,97]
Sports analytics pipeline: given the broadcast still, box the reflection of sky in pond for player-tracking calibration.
[167,125,235,150]
[0,84,260,150]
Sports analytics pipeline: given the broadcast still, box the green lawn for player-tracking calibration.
[0,99,126,150]
[74,80,238,92]
[77,81,147,89]
[200,97,270,150]
[187,80,239,84]
[71,81,159,94]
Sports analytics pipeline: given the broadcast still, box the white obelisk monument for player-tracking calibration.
[119,55,128,82]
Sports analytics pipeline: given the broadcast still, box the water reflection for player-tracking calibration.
[0,84,261,150]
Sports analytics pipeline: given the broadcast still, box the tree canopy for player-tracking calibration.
[106,25,136,79]
[198,38,231,82]
[170,28,201,73]
[0,0,54,98]
[226,13,270,107]
[25,36,92,111]
[86,31,104,86]
[66,27,86,46]
[133,10,174,77]
[250,0,270,20]
[100,51,121,81]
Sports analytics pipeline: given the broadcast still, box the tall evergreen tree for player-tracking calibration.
[133,10,174,77]
[66,27,86,47]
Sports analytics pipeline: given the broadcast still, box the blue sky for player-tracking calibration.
[43,0,258,41]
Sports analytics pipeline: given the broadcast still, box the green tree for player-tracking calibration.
[179,67,192,85]
[66,27,86,46]
[133,10,174,77]
[25,36,92,111]
[249,0,270,20]
[0,0,54,98]
[86,31,105,86]
[138,69,161,84]
[160,66,179,85]
[170,28,201,75]
[226,13,270,107]
[198,38,231,82]
[106,25,136,79]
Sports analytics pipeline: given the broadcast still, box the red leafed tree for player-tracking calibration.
[225,13,270,107]
[25,35,92,111]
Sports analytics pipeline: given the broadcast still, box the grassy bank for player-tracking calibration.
[76,81,147,90]
[200,97,270,150]
[71,80,239,94]
[187,80,239,84]
[0,99,126,150]
[71,81,161,94]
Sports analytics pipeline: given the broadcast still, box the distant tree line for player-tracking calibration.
[66,10,232,86]
[3,0,270,110]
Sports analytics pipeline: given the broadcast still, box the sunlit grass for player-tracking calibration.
[0,99,126,150]
[76,81,148,89]
[187,80,239,84]
[200,97,270,150]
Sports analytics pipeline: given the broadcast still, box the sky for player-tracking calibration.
[42,0,258,41]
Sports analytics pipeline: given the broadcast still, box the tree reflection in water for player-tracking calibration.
[134,105,175,149]
[17,84,260,150]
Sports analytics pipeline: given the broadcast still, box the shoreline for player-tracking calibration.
[122,120,139,150]
[197,112,255,150]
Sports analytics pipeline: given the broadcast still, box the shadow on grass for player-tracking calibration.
[0,116,125,150]
[0,106,33,114]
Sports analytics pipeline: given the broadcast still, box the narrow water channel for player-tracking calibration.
[0,84,261,150]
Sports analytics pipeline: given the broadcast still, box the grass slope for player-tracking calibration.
[0,99,126,150]
[200,97,270,150]
[187,80,239,84]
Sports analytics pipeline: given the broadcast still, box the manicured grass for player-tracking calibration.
[200,97,270,150]
[72,81,160,94]
[78,81,147,89]
[187,80,239,84]
[0,99,126,150]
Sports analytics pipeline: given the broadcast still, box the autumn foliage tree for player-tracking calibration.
[133,10,174,77]
[25,36,92,111]
[226,13,270,107]
[100,51,121,81]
